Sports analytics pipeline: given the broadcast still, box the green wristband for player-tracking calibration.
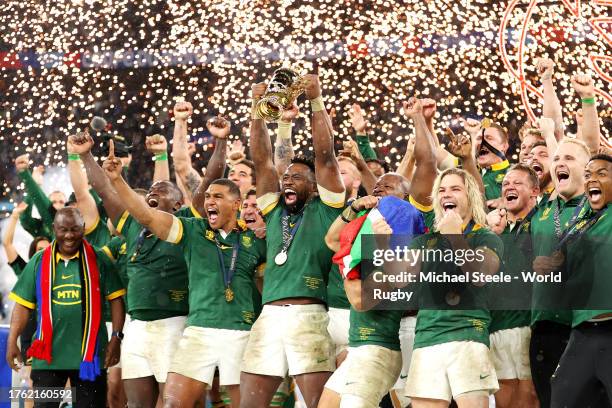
[581,97,596,105]
[68,153,81,161]
[155,152,168,161]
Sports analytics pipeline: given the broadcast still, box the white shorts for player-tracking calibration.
[121,315,186,383]
[170,326,250,386]
[392,316,416,391]
[489,326,532,380]
[325,345,402,408]
[241,304,335,377]
[405,341,498,402]
[328,307,350,356]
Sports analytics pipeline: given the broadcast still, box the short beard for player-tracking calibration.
[539,173,552,191]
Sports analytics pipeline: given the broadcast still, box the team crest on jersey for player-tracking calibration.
[495,173,505,183]
[539,207,551,220]
[427,238,438,248]
[468,318,486,333]
[205,230,215,241]
[241,235,252,248]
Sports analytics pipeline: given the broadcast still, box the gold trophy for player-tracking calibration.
[256,67,305,122]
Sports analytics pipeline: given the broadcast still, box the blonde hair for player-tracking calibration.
[557,137,591,160]
[432,168,487,229]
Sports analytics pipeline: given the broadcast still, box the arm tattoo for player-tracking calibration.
[274,138,294,164]
[185,171,202,195]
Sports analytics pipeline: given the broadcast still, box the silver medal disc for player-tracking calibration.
[275,251,288,265]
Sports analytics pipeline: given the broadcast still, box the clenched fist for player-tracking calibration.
[536,58,554,81]
[303,74,322,100]
[174,101,193,121]
[145,134,168,155]
[486,208,507,235]
[402,97,423,120]
[251,82,267,100]
[14,154,30,172]
[67,132,94,155]
[207,116,231,139]
[571,74,595,99]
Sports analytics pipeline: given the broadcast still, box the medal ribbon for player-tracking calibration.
[553,196,587,239]
[214,233,241,291]
[555,207,606,251]
[280,208,303,255]
[462,220,476,236]
[479,131,507,161]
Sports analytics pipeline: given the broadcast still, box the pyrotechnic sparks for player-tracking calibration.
[0,0,609,209]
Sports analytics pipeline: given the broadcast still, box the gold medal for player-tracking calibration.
[225,287,234,302]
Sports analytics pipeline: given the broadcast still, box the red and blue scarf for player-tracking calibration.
[27,240,103,381]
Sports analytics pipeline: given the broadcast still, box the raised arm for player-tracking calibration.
[396,135,416,181]
[304,74,344,193]
[445,128,485,196]
[19,195,43,239]
[171,101,202,201]
[2,203,27,263]
[67,136,99,231]
[146,134,170,183]
[339,137,376,194]
[571,74,600,155]
[250,82,280,196]
[191,116,229,215]
[537,58,564,140]
[103,141,174,239]
[422,98,440,148]
[70,133,125,223]
[403,97,438,206]
[15,155,55,233]
[274,104,298,176]
[348,103,378,160]
[537,117,558,158]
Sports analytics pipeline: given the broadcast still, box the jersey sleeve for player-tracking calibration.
[8,253,42,309]
[9,255,28,277]
[19,170,55,236]
[409,196,436,231]
[473,229,504,264]
[317,184,345,209]
[257,192,281,217]
[356,134,377,160]
[98,249,126,301]
[114,211,132,236]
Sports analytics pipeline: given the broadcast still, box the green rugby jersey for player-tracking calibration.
[530,194,586,326]
[258,194,343,304]
[84,216,112,247]
[327,264,350,309]
[114,206,194,321]
[482,160,510,201]
[18,170,55,240]
[489,219,533,333]
[9,248,125,371]
[348,308,403,350]
[414,225,503,349]
[169,217,266,330]
[564,203,612,327]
